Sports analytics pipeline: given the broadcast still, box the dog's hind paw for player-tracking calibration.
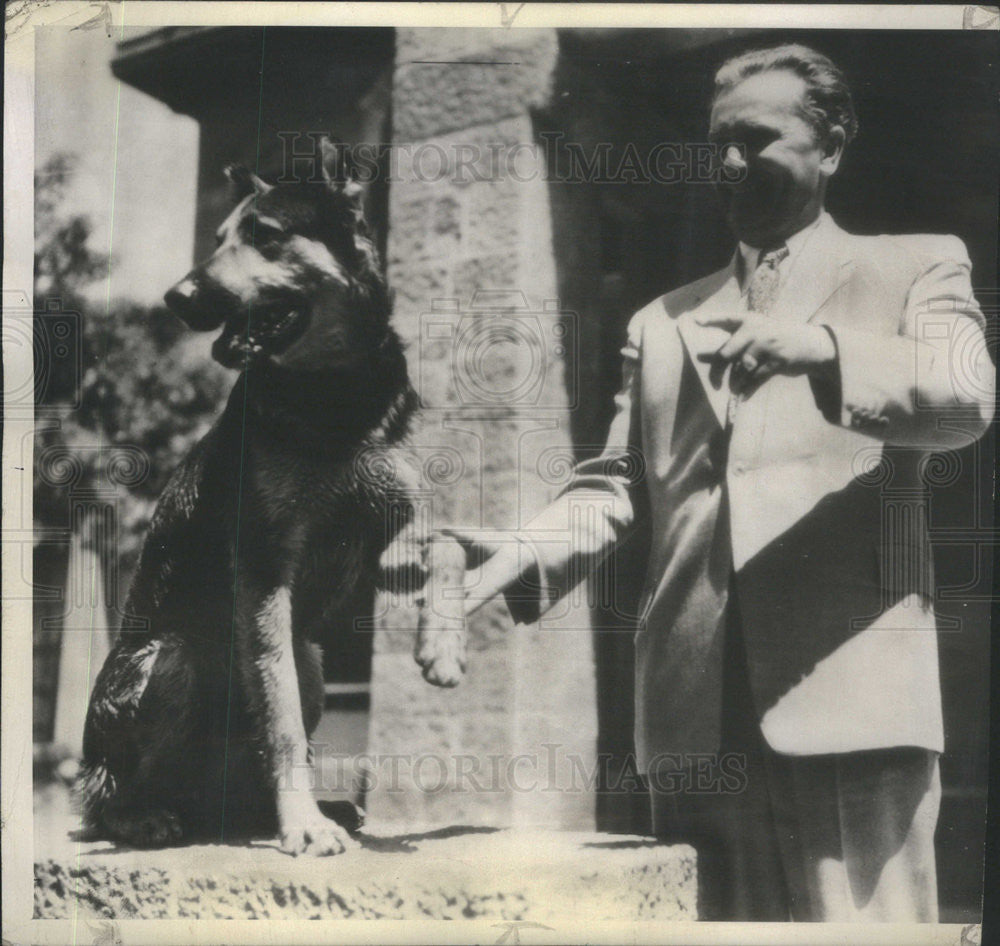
[280,815,358,857]
[105,808,184,848]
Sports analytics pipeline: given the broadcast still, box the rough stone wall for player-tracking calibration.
[368,28,598,829]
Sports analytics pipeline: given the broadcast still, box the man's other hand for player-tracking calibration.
[695,315,837,393]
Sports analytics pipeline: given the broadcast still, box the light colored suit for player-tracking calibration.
[499,213,993,769]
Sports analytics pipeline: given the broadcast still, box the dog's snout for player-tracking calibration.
[164,277,198,311]
[165,275,226,331]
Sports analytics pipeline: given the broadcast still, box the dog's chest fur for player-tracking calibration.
[237,438,378,601]
[222,393,395,639]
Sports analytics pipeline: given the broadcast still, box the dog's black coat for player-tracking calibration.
[77,148,421,853]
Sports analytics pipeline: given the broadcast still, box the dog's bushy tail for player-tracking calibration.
[72,759,117,830]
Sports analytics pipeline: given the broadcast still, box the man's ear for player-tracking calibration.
[319,135,365,206]
[819,126,846,178]
[224,163,272,199]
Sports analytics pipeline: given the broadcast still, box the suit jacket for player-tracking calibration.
[496,213,993,765]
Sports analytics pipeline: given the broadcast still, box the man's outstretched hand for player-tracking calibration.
[440,528,523,617]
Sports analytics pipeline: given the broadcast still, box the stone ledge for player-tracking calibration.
[34,825,695,921]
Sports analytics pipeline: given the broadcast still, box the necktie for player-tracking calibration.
[727,244,789,426]
[747,244,790,314]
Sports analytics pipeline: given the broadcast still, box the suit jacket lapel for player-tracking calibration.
[675,261,741,429]
[674,217,857,428]
[772,215,856,324]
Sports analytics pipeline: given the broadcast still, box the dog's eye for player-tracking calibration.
[251,221,283,245]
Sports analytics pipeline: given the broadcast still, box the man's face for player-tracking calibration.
[709,69,842,247]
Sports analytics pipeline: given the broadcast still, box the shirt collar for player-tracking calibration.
[737,211,828,292]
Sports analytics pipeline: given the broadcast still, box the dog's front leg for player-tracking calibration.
[240,584,357,856]
[415,532,468,687]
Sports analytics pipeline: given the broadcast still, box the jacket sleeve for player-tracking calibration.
[819,235,994,449]
[476,310,645,626]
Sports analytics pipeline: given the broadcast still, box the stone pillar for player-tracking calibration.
[52,493,115,758]
[367,28,598,829]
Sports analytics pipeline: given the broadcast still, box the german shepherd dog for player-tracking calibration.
[76,139,457,856]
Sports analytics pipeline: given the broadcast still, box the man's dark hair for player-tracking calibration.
[714,44,859,146]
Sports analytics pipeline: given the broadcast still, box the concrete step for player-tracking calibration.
[35,821,695,921]
[35,787,694,922]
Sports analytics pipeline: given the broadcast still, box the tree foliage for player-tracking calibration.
[34,153,231,559]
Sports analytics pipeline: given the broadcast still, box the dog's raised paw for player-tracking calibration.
[421,657,465,688]
[416,634,466,687]
[415,533,467,686]
[280,816,358,857]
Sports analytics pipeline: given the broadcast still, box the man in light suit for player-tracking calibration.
[454,45,994,920]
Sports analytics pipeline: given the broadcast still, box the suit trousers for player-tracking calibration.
[649,578,941,922]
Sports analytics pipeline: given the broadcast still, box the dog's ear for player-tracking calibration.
[224,163,272,199]
[319,136,365,206]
